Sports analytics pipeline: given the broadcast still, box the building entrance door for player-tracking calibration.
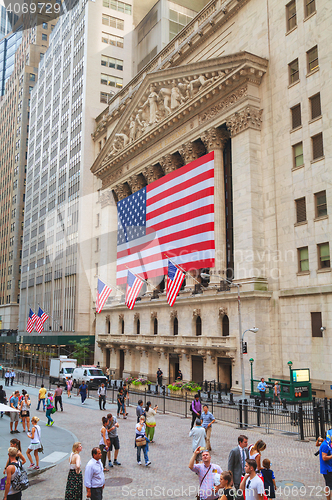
[191,356,203,384]
[119,349,124,379]
[169,354,179,383]
[217,358,232,391]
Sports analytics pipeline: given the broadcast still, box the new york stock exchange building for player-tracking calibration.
[90,0,332,395]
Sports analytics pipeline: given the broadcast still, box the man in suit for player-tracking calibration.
[227,434,249,494]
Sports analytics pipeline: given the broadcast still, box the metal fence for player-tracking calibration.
[3,369,332,440]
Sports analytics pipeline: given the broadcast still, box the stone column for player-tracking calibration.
[226,106,264,280]
[99,190,118,289]
[201,127,229,284]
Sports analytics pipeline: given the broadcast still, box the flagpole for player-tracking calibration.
[164,253,201,284]
[124,265,159,291]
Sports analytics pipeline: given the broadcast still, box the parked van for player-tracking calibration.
[72,366,107,388]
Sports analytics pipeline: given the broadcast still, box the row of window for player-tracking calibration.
[101,32,124,47]
[102,0,131,15]
[292,132,323,169]
[102,14,124,30]
[298,242,330,273]
[286,0,316,32]
[101,73,123,88]
[295,191,327,224]
[289,45,318,84]
[101,55,123,70]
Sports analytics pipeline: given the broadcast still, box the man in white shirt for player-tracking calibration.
[85,447,105,499]
[98,383,107,411]
[240,459,264,500]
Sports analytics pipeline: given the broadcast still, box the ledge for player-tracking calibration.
[279,284,332,297]
[294,220,307,227]
[291,163,304,172]
[311,156,325,164]
[288,80,300,90]
[296,271,310,276]
[314,215,328,222]
[306,67,319,78]
[290,125,302,134]
[309,115,322,125]
[317,268,331,274]
[285,26,297,36]
[304,11,317,22]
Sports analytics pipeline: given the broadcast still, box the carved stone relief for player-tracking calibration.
[151,311,158,319]
[127,174,146,193]
[193,308,201,317]
[159,154,183,175]
[170,310,177,319]
[113,183,131,201]
[179,141,205,165]
[118,313,124,321]
[201,127,229,152]
[134,312,140,321]
[100,190,116,208]
[218,307,228,317]
[199,86,248,124]
[226,106,263,136]
[142,165,163,184]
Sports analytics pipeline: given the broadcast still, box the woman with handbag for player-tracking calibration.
[26,416,42,470]
[65,442,83,500]
[20,390,31,433]
[45,392,55,426]
[135,415,151,466]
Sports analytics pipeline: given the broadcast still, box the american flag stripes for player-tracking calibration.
[116,152,215,285]
[125,271,144,310]
[35,307,49,334]
[166,261,185,307]
[26,308,37,333]
[96,279,112,313]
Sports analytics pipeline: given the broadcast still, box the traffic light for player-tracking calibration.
[242,341,248,354]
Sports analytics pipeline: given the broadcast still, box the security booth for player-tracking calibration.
[250,361,312,402]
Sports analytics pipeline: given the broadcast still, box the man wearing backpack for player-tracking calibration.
[4,446,29,499]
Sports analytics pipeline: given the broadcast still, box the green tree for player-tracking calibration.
[69,338,91,365]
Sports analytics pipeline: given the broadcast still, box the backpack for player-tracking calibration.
[11,461,29,491]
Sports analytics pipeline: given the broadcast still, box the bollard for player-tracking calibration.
[206,390,212,403]
[218,382,221,393]
[204,381,208,392]
[298,402,305,441]
[213,381,216,392]
[217,392,222,404]
[147,384,151,394]
[162,385,166,414]
[229,392,235,405]
[224,383,228,396]
[243,398,248,428]
[239,399,243,429]
[154,384,159,395]
[114,380,117,389]
[282,398,287,412]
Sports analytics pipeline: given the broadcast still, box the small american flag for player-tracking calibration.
[96,279,112,313]
[35,307,49,334]
[26,308,37,333]
[166,260,185,307]
[125,271,144,310]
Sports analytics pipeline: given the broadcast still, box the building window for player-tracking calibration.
[307,46,319,73]
[318,242,330,269]
[298,247,309,272]
[312,133,324,160]
[121,318,124,334]
[30,74,35,81]
[42,22,48,29]
[315,191,327,218]
[291,104,301,129]
[286,0,297,31]
[101,32,124,47]
[295,197,307,223]
[311,312,322,337]
[136,318,140,334]
[101,55,123,70]
[102,14,124,30]
[173,317,178,336]
[40,53,44,61]
[289,59,299,84]
[169,8,194,40]
[154,317,158,335]
[100,92,109,103]
[222,315,229,337]
[305,0,316,17]
[102,0,132,15]
[101,73,123,88]
[42,33,47,41]
[196,316,202,336]
[309,93,321,120]
[293,142,304,168]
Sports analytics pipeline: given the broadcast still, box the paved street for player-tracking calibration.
[0,382,325,499]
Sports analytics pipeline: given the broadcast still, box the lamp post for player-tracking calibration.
[241,328,258,399]
[249,358,254,394]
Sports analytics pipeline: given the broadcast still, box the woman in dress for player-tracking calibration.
[26,416,42,470]
[135,415,151,466]
[20,390,31,432]
[248,439,266,471]
[145,401,158,443]
[99,416,109,472]
[65,442,83,500]
[67,378,73,398]
[45,392,55,426]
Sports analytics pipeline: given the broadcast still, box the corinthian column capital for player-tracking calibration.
[127,174,146,193]
[159,153,182,175]
[226,106,263,137]
[113,182,131,201]
[179,141,205,165]
[201,127,229,152]
[142,164,164,184]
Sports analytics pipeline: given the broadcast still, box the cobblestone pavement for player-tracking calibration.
[0,382,324,499]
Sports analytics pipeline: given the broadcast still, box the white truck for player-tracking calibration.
[49,356,77,385]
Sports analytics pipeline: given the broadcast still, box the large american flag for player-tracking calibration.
[35,307,49,334]
[125,271,144,310]
[26,308,37,333]
[116,152,215,285]
[96,278,112,313]
[166,260,185,307]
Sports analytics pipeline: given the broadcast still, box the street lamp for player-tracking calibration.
[249,358,254,394]
[241,327,258,399]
